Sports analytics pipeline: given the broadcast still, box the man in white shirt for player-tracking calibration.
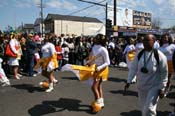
[125,34,168,116]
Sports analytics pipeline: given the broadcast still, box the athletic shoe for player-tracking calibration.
[2,81,10,87]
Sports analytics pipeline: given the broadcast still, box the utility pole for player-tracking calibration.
[105,2,108,36]
[37,0,45,37]
[113,0,118,36]
[114,0,116,26]
[41,0,43,37]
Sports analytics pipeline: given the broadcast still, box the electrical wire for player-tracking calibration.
[68,0,106,15]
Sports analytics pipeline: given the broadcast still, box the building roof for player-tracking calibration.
[45,13,102,23]
[23,24,34,29]
[34,18,42,25]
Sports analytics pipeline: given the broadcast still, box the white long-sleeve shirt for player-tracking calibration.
[127,50,168,91]
[41,42,56,58]
[159,43,175,61]
[9,38,19,54]
[91,45,110,71]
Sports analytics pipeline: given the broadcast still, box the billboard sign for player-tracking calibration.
[108,7,133,27]
[132,10,151,28]
[108,6,151,28]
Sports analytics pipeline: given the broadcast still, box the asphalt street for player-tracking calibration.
[0,67,174,116]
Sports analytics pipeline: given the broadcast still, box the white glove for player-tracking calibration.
[96,66,101,72]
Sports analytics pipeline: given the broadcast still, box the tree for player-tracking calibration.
[4,25,14,34]
[171,25,175,31]
[152,17,162,29]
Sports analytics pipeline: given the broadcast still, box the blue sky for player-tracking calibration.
[0,0,175,31]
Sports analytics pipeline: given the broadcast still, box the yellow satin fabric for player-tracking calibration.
[34,53,58,71]
[168,60,173,74]
[71,64,109,81]
[128,51,136,61]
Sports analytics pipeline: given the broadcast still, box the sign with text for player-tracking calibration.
[132,10,152,28]
[108,6,152,29]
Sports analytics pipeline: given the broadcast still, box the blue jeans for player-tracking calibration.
[27,54,35,76]
[58,59,62,70]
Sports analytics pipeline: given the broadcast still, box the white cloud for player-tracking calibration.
[117,0,146,10]
[168,0,175,13]
[33,0,41,5]
[45,0,77,11]
[15,0,32,8]
[0,0,8,7]
[154,0,164,5]
[46,0,62,8]
[63,1,77,10]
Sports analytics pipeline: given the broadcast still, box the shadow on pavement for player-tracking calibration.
[120,110,170,116]
[157,111,171,116]
[61,77,78,80]
[108,77,126,83]
[120,110,141,116]
[11,84,45,93]
[110,90,138,97]
[28,98,92,116]
[167,92,175,99]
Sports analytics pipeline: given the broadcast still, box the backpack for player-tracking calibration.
[138,49,159,65]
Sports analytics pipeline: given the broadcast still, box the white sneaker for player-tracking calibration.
[2,81,10,87]
[45,87,54,92]
[33,74,37,77]
[98,102,104,108]
[15,76,20,79]
[53,79,58,84]
[97,98,104,108]
[17,74,22,77]
[45,83,54,92]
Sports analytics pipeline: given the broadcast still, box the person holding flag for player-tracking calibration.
[61,33,110,112]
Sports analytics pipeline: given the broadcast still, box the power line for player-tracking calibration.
[159,18,175,20]
[68,0,106,15]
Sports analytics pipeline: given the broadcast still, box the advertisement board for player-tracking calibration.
[108,7,133,27]
[108,6,151,28]
[132,10,151,28]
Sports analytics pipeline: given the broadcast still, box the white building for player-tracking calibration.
[44,14,104,36]
[34,18,45,34]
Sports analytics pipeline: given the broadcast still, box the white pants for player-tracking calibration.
[138,87,159,116]
[0,68,9,83]
[127,59,137,83]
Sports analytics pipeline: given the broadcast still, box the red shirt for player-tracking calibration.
[55,46,63,60]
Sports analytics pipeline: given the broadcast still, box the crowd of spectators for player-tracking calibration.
[0,31,174,84]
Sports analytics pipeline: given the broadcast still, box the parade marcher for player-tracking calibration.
[124,34,168,116]
[123,38,137,83]
[61,34,110,113]
[0,58,10,86]
[87,34,110,108]
[159,33,175,96]
[135,36,144,52]
[154,38,160,49]
[168,50,175,116]
[35,35,58,92]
